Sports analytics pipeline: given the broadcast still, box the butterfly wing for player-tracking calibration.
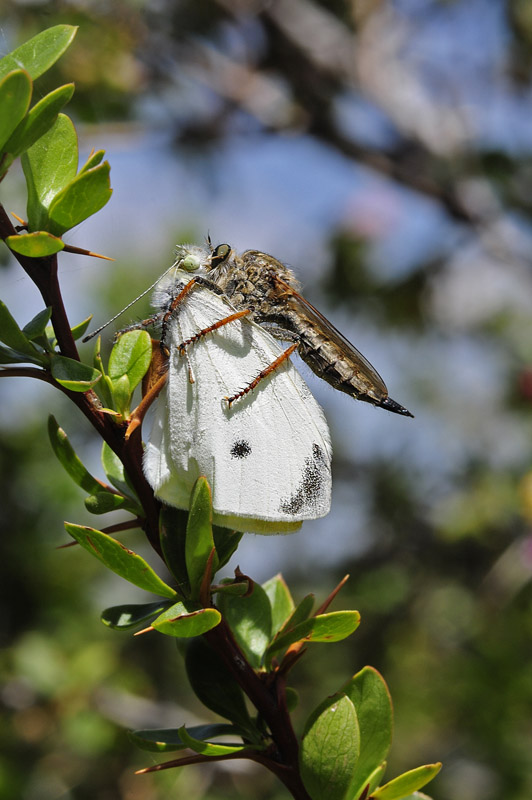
[143,284,332,534]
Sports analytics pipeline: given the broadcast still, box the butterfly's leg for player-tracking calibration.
[224,343,298,407]
[125,344,168,439]
[110,311,167,346]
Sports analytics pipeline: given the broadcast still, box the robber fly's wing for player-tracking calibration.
[274,276,388,395]
[143,284,331,534]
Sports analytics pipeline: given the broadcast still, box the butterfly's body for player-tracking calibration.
[207,246,413,417]
[143,259,332,534]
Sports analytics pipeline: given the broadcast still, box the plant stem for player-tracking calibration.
[205,619,311,799]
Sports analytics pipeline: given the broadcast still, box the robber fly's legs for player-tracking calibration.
[178,309,251,353]
[224,343,298,407]
[160,276,235,353]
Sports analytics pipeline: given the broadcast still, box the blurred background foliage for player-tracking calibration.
[1,1,532,798]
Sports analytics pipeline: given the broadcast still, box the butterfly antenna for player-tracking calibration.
[82,265,177,342]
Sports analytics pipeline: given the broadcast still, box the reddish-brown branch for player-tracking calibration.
[0,207,162,556]
[205,619,311,799]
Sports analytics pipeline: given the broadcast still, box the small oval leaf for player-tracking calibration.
[371,764,442,800]
[71,315,92,341]
[48,415,103,494]
[268,610,361,658]
[217,582,272,669]
[79,149,105,173]
[22,113,78,231]
[108,330,152,391]
[48,161,112,235]
[101,601,172,630]
[177,725,251,756]
[129,723,241,753]
[152,602,221,637]
[4,83,75,159]
[186,477,218,600]
[300,693,360,800]
[344,667,393,800]
[0,70,32,153]
[262,573,295,635]
[212,526,243,569]
[0,300,40,357]
[84,491,139,515]
[0,25,77,81]
[101,441,137,500]
[7,231,64,257]
[50,354,101,391]
[64,522,177,599]
[22,307,52,340]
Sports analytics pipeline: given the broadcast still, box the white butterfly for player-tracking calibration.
[142,245,332,534]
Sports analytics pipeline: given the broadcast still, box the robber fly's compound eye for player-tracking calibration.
[210,243,231,269]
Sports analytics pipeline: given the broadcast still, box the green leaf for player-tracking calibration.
[64,523,177,599]
[23,307,52,340]
[0,300,41,358]
[371,765,442,800]
[22,114,78,231]
[350,762,386,800]
[108,330,152,392]
[109,373,130,415]
[130,723,241,753]
[3,83,75,159]
[218,582,272,669]
[212,526,243,568]
[159,506,189,594]
[47,161,112,236]
[262,574,295,635]
[151,601,221,637]
[344,668,393,800]
[300,693,360,800]
[185,637,255,733]
[177,725,251,756]
[267,611,361,658]
[186,477,219,600]
[0,70,32,153]
[0,25,77,81]
[79,149,105,173]
[71,315,92,341]
[0,343,40,365]
[101,601,172,630]
[212,580,249,598]
[278,593,315,636]
[50,355,101,391]
[48,415,103,494]
[84,491,139,515]
[6,231,64,257]
[101,441,137,500]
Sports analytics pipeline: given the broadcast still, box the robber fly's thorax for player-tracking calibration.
[209,248,301,324]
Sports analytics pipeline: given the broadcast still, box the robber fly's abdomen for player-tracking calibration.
[290,313,383,404]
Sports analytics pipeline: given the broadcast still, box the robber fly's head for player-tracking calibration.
[207,243,235,281]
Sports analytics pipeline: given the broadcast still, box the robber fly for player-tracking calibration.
[205,244,413,417]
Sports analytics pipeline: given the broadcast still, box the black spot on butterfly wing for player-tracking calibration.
[278,443,328,516]
[231,439,252,459]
